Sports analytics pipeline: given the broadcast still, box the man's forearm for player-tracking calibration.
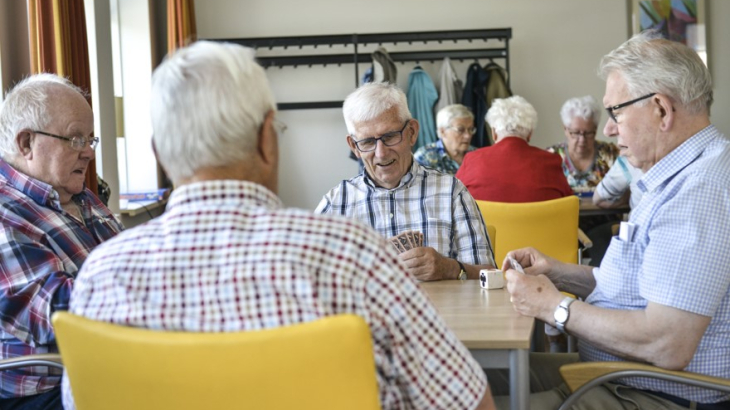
[551,264,596,299]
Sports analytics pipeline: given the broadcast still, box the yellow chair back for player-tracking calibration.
[476,196,580,266]
[52,312,382,410]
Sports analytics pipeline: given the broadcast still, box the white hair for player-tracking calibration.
[0,73,84,160]
[342,82,411,134]
[485,95,537,139]
[560,95,601,128]
[436,104,474,129]
[151,41,276,183]
[598,30,712,115]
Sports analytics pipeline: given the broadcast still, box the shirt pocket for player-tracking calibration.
[424,218,452,257]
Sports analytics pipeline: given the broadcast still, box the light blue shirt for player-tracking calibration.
[579,125,730,403]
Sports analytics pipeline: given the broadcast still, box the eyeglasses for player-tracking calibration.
[605,93,656,123]
[565,129,596,139]
[32,130,99,151]
[446,125,477,136]
[350,120,410,152]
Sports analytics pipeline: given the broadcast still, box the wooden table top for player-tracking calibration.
[579,197,630,217]
[420,280,534,350]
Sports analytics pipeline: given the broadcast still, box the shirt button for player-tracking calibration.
[390,213,394,218]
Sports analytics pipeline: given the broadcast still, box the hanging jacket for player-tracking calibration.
[435,57,463,114]
[372,47,397,84]
[484,62,512,145]
[461,63,490,148]
[407,67,439,152]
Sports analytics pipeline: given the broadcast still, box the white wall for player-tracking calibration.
[195,0,729,211]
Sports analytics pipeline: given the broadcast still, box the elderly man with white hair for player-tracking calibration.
[62,41,496,410]
[0,74,122,410]
[456,95,572,202]
[316,82,495,282]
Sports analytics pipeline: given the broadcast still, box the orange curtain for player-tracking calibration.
[27,0,98,195]
[167,0,197,53]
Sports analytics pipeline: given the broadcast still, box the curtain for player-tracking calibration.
[27,0,98,195]
[167,0,197,53]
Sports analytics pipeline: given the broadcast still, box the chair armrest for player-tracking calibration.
[577,228,592,249]
[0,353,63,371]
[559,362,730,410]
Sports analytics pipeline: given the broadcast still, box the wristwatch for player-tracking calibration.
[455,260,467,280]
[554,296,576,334]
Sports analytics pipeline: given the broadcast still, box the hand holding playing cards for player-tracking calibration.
[398,246,452,281]
[389,230,424,253]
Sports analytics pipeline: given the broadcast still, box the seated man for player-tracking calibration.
[0,74,123,409]
[62,42,495,410]
[455,95,573,202]
[315,83,495,281]
[500,31,730,409]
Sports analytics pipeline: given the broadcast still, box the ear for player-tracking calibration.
[525,132,532,143]
[491,128,500,143]
[407,119,420,147]
[257,110,277,166]
[346,135,362,159]
[437,127,446,139]
[15,130,34,159]
[654,94,675,131]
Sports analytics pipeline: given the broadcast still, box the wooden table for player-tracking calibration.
[579,197,630,217]
[421,280,534,410]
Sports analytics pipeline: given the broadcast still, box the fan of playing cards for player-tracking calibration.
[389,230,424,253]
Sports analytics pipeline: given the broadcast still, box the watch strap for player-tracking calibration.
[554,296,576,334]
[455,260,467,280]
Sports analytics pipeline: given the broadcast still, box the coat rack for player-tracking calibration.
[209,28,512,110]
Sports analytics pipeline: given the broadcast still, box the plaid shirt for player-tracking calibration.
[581,126,730,403]
[315,160,494,267]
[63,180,488,410]
[0,159,122,398]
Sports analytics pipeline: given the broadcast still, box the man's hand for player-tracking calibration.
[505,269,563,322]
[399,247,455,281]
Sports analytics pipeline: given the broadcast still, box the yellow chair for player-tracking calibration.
[476,196,588,266]
[558,361,730,410]
[486,224,496,255]
[52,312,382,410]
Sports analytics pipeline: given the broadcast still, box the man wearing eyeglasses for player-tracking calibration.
[498,31,730,410]
[0,73,122,409]
[316,82,495,281]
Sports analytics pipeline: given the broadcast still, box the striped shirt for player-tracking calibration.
[62,180,488,410]
[0,158,122,398]
[315,160,494,266]
[581,125,730,403]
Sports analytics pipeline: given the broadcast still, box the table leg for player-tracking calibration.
[509,349,529,410]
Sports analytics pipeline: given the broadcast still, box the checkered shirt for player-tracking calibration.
[581,125,730,403]
[315,160,494,266]
[0,159,123,398]
[63,180,488,410]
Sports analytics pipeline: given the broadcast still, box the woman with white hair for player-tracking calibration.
[547,96,619,193]
[414,104,476,174]
[456,96,572,202]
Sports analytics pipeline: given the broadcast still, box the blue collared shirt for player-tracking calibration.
[580,125,730,403]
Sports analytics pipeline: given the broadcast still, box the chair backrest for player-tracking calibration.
[476,196,580,265]
[486,224,496,253]
[52,312,382,410]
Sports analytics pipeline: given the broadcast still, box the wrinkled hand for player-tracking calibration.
[399,247,452,281]
[505,269,563,321]
[502,247,558,279]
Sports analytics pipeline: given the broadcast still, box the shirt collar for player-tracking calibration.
[0,157,59,207]
[638,125,719,194]
[166,179,284,211]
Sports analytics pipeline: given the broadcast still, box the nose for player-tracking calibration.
[373,138,389,157]
[603,120,618,138]
[79,142,95,158]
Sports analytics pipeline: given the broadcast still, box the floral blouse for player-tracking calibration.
[414,139,476,175]
[546,140,619,193]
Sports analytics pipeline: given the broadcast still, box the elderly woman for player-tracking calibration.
[456,95,572,202]
[414,104,476,174]
[547,95,619,193]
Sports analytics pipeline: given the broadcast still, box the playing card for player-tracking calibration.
[397,233,411,251]
[390,236,406,253]
[405,231,417,248]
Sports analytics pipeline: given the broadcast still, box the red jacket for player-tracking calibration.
[455,137,573,202]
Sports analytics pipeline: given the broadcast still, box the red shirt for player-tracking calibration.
[455,137,573,202]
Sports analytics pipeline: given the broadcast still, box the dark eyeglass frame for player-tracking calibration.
[350,120,410,152]
[565,128,597,139]
[32,130,99,151]
[446,125,477,136]
[605,93,656,123]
